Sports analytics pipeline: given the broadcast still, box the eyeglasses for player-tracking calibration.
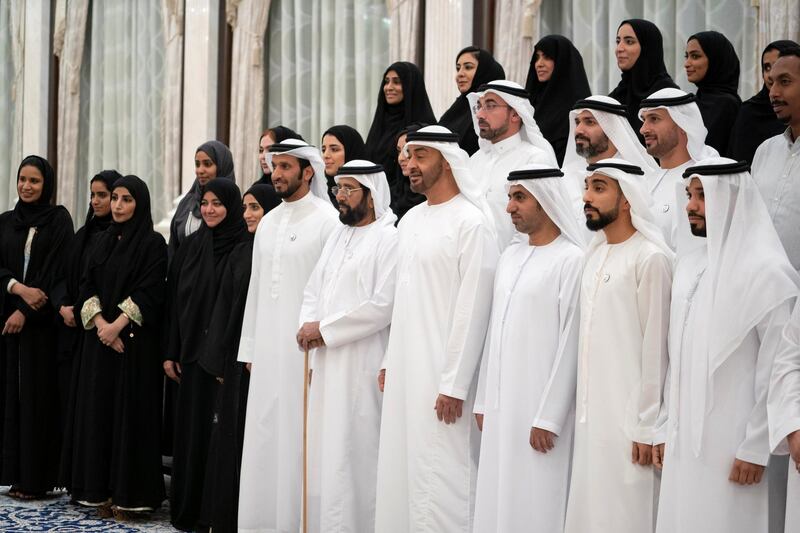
[472,102,510,113]
[330,186,363,198]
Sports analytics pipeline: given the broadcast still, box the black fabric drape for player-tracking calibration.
[608,19,679,133]
[525,35,592,165]
[439,47,505,156]
[689,31,742,156]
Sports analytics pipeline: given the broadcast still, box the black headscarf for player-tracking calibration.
[257,126,304,185]
[322,125,368,205]
[728,39,799,162]
[91,175,157,311]
[688,31,742,155]
[12,155,64,230]
[81,170,122,238]
[244,183,282,222]
[173,179,247,363]
[525,36,591,165]
[174,140,235,229]
[366,62,436,192]
[439,47,505,156]
[608,19,678,132]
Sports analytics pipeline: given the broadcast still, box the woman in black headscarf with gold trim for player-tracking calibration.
[64,175,168,519]
[609,19,678,133]
[439,46,505,155]
[0,155,74,499]
[685,31,742,156]
[321,125,367,206]
[525,35,591,165]
[165,178,249,531]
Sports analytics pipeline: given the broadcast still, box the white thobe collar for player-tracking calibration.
[484,132,522,156]
[782,127,800,151]
[282,189,315,210]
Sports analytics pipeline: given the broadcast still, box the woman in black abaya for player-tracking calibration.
[321,125,367,207]
[366,62,435,201]
[685,31,742,156]
[439,46,505,156]
[609,19,678,133]
[199,183,280,533]
[0,155,73,499]
[525,35,591,165]
[64,175,168,518]
[165,178,249,531]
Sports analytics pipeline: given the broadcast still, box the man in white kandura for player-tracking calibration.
[561,96,657,217]
[374,125,498,533]
[473,164,585,532]
[638,88,718,248]
[296,160,398,533]
[467,80,557,249]
[564,159,673,533]
[236,139,339,533]
[770,302,800,533]
[654,159,799,533]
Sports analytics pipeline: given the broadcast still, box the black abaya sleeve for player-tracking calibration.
[124,234,168,325]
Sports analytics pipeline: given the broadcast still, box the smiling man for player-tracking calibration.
[236,139,338,533]
[638,88,718,248]
[467,80,557,249]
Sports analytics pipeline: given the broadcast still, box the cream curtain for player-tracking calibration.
[493,0,542,86]
[161,0,184,219]
[757,0,800,85]
[0,0,24,211]
[265,0,389,145]
[73,0,167,222]
[54,0,90,218]
[226,0,272,189]
[387,0,421,64]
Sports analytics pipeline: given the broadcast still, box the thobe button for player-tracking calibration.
[602,274,610,282]
[290,234,297,241]
[662,204,669,213]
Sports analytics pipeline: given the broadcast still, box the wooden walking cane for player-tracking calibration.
[303,347,309,533]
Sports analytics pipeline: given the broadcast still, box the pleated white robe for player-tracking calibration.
[374,194,498,533]
[236,193,339,533]
[473,236,583,532]
[564,231,672,533]
[298,221,398,533]
[769,302,800,533]
[656,247,791,533]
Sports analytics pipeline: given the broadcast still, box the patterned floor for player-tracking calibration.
[0,487,178,532]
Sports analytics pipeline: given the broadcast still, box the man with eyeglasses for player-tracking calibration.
[296,160,398,532]
[467,80,558,250]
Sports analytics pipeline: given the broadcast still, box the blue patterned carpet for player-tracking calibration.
[0,488,178,532]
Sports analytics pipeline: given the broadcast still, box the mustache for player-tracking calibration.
[575,134,590,143]
[583,203,598,212]
[771,99,788,106]
[478,119,489,127]
[687,211,705,219]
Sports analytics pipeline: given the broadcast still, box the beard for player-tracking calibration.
[479,121,510,142]
[584,203,619,231]
[688,212,707,237]
[274,173,304,199]
[575,134,610,159]
[339,194,371,226]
